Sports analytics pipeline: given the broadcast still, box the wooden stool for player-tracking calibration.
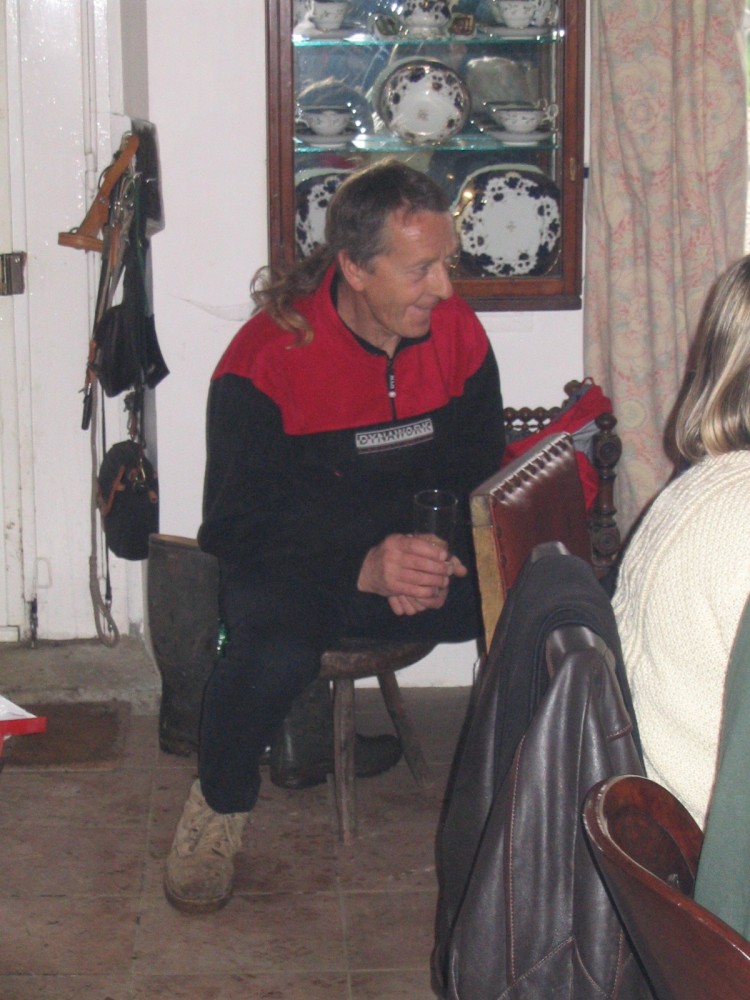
[320,638,434,845]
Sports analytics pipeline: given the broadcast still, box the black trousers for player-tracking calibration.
[198,569,482,814]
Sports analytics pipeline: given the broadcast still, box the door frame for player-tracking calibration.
[0,0,35,641]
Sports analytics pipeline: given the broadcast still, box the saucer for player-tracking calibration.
[294,19,361,39]
[477,23,550,39]
[489,128,550,143]
[304,134,354,148]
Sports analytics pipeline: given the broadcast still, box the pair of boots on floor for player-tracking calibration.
[165,677,401,912]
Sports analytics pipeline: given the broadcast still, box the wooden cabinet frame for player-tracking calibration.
[266,1,585,311]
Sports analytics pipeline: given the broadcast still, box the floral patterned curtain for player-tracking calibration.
[584,0,747,536]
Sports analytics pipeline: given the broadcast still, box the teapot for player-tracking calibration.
[400,0,452,37]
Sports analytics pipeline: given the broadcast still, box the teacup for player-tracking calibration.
[486,101,558,133]
[310,0,350,31]
[293,0,310,26]
[487,0,538,28]
[400,0,452,37]
[531,0,558,25]
[300,105,352,137]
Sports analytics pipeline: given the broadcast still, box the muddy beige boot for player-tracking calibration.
[164,779,249,913]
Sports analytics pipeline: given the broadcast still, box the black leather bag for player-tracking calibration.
[97,440,159,560]
[92,244,169,399]
[92,304,141,398]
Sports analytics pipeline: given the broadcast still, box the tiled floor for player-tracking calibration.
[0,642,471,1000]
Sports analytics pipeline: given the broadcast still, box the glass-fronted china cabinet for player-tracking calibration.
[266,0,585,311]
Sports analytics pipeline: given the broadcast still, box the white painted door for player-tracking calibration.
[0,0,31,641]
[0,0,136,642]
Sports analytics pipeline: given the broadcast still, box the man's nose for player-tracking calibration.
[429,262,454,300]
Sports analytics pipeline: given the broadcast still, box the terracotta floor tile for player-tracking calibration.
[118,713,161,769]
[134,893,347,975]
[0,819,148,897]
[0,975,132,1000]
[234,790,339,895]
[1,897,140,975]
[335,819,439,893]
[343,889,438,972]
[351,969,438,999]
[132,971,350,999]
[0,767,154,828]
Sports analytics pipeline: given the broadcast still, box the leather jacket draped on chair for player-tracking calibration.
[432,545,651,1000]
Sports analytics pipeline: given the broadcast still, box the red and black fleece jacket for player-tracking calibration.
[198,266,505,596]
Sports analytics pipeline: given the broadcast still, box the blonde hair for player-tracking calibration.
[674,255,750,463]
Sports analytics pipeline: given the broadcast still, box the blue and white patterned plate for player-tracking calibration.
[295,168,351,258]
[377,58,471,145]
[452,166,561,276]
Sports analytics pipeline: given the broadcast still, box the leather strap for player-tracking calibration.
[58,133,140,253]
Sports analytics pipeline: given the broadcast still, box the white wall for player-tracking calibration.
[141,3,584,685]
[146,2,268,540]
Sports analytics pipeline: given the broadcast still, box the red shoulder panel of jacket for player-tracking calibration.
[211,267,491,435]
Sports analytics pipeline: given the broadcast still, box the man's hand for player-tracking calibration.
[357,533,468,616]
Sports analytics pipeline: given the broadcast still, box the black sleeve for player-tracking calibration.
[451,345,506,497]
[198,373,291,565]
[197,373,372,591]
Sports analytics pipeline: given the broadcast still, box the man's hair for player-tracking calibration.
[673,254,750,463]
[251,160,451,339]
[325,158,450,267]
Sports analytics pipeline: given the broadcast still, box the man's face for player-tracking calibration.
[341,208,459,354]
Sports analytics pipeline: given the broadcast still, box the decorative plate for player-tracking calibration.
[377,58,471,145]
[295,168,351,258]
[453,166,561,277]
[464,55,536,108]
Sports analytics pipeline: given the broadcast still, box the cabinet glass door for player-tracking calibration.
[267,0,585,311]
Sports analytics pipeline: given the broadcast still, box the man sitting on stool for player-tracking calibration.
[164,159,506,913]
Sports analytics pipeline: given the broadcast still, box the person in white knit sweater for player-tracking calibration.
[613,254,750,829]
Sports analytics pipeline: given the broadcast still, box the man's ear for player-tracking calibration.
[337,249,367,292]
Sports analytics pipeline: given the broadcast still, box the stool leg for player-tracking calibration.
[377,671,432,787]
[332,677,357,845]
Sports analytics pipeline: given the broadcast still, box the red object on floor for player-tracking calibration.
[0,706,47,756]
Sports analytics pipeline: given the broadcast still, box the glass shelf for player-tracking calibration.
[294,131,558,154]
[293,26,564,46]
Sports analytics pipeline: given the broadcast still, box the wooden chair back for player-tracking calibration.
[583,774,750,1000]
[470,432,592,652]
[503,379,622,573]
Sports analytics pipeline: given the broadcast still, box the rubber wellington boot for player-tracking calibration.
[269,677,402,790]
[164,779,249,914]
[147,534,220,756]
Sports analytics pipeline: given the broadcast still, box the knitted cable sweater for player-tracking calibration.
[612,450,750,828]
